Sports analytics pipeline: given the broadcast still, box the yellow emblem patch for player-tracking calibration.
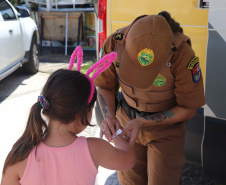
[187,57,199,69]
[137,48,154,66]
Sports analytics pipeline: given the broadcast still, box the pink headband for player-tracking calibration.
[68,46,117,104]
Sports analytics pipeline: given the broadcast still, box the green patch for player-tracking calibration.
[137,48,154,66]
[153,74,166,87]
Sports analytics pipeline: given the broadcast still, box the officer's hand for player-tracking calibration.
[100,117,120,142]
[121,118,143,146]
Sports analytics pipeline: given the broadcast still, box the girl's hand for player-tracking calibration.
[121,118,144,146]
[100,117,120,142]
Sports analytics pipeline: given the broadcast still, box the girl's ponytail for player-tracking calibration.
[3,101,47,174]
[158,11,183,33]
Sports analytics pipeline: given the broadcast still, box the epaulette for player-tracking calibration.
[113,33,124,41]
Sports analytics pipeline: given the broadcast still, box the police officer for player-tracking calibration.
[94,11,205,185]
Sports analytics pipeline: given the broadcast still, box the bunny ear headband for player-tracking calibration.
[69,45,117,104]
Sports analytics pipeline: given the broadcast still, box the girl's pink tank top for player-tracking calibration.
[19,136,98,185]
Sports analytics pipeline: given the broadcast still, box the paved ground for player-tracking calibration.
[0,49,224,185]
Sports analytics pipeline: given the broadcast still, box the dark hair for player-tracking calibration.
[3,69,97,174]
[158,11,183,33]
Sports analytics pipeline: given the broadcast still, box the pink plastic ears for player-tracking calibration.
[68,46,117,104]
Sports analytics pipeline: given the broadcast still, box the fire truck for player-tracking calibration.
[95,0,226,183]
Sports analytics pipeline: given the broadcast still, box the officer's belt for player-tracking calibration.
[118,93,154,119]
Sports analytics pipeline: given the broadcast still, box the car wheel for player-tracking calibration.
[22,36,39,74]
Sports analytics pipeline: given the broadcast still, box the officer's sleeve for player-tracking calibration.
[171,42,205,108]
[94,33,117,91]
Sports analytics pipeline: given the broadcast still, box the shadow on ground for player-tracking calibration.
[0,68,33,103]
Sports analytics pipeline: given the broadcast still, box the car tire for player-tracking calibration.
[22,35,39,74]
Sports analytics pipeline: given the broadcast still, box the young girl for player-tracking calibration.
[1,47,136,185]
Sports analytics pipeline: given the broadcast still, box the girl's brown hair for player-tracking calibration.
[158,11,183,33]
[3,69,97,174]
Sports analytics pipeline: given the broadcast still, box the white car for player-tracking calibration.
[0,0,39,81]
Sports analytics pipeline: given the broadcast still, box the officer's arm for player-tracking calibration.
[140,105,197,127]
[95,32,117,120]
[121,106,197,145]
[97,88,116,120]
[97,88,121,141]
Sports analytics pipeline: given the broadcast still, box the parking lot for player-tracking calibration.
[0,49,224,185]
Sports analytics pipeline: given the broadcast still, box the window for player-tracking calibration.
[0,0,16,21]
[200,0,209,9]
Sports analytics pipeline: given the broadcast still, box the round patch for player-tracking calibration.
[153,74,166,87]
[137,48,154,66]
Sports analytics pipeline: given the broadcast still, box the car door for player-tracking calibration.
[0,0,23,72]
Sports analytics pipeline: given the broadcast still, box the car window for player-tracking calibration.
[0,0,17,21]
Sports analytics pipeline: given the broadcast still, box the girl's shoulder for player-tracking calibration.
[15,157,28,179]
[2,157,28,184]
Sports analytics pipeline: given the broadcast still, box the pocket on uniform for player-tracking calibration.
[165,154,186,169]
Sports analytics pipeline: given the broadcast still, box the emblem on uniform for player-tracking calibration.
[171,43,177,52]
[115,62,120,68]
[114,33,124,40]
[192,63,202,83]
[187,57,202,83]
[137,48,154,66]
[153,74,166,87]
[187,57,199,69]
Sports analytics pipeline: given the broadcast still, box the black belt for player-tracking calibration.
[117,92,154,119]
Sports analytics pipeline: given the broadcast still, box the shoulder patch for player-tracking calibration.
[187,57,199,69]
[114,33,124,40]
[192,63,202,83]
[187,57,202,83]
